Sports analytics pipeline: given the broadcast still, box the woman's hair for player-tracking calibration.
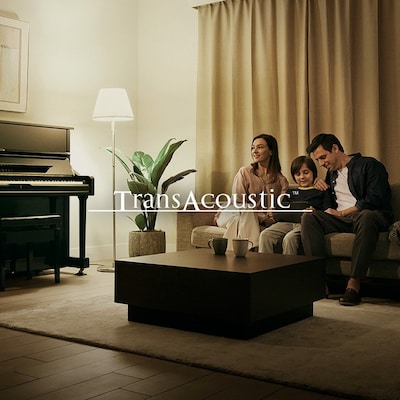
[290,155,317,183]
[251,134,282,176]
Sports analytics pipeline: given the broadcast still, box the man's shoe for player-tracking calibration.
[339,288,361,306]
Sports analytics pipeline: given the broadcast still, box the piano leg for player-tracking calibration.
[64,195,90,273]
[77,194,89,275]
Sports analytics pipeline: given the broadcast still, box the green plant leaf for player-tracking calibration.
[127,178,156,197]
[151,139,187,187]
[135,214,147,231]
[131,151,154,181]
[153,138,175,165]
[161,169,197,194]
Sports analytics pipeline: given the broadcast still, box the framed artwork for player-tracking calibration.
[0,16,29,112]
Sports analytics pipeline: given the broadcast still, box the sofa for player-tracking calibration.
[176,184,400,292]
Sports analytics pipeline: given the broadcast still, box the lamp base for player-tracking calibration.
[97,266,115,273]
[96,260,115,273]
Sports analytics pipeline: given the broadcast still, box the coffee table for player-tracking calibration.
[115,249,325,339]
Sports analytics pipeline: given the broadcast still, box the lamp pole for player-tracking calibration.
[92,88,134,271]
[111,119,116,266]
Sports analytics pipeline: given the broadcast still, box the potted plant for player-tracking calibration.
[109,138,196,256]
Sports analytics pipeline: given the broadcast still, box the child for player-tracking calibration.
[258,155,333,255]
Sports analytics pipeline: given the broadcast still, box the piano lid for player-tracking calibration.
[0,120,72,154]
[0,156,75,176]
[0,121,75,177]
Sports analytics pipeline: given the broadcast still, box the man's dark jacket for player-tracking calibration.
[324,153,392,218]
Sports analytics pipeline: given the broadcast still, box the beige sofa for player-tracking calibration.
[176,184,400,282]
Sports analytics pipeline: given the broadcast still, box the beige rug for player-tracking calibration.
[1,294,400,400]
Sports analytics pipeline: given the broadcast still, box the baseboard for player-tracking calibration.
[70,241,177,263]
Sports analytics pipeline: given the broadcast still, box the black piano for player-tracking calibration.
[0,120,94,275]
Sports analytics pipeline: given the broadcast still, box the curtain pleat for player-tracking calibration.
[196,0,400,196]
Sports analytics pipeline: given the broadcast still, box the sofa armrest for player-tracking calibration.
[176,212,196,251]
[176,204,219,251]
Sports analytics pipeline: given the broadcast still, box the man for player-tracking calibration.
[301,134,393,306]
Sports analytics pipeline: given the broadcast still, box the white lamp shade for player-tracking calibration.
[92,88,134,121]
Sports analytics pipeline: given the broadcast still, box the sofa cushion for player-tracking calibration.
[191,226,225,248]
[324,232,400,261]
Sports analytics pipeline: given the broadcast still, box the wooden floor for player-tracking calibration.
[0,262,352,400]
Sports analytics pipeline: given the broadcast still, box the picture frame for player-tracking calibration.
[0,16,29,113]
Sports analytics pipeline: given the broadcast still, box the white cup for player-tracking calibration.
[232,238,254,257]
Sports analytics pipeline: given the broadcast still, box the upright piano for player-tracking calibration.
[0,120,94,275]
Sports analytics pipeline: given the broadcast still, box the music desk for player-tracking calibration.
[115,249,325,339]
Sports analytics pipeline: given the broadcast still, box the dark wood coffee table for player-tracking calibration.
[115,249,325,339]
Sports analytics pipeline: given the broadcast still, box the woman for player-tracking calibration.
[258,155,333,254]
[215,134,289,249]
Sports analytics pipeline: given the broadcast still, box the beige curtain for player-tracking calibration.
[196,0,400,196]
[377,0,400,184]
[196,0,309,195]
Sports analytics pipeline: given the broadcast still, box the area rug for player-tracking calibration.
[1,295,400,400]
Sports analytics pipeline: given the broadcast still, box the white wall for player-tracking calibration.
[136,0,198,251]
[0,0,198,260]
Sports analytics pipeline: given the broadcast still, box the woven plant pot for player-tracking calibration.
[128,230,166,257]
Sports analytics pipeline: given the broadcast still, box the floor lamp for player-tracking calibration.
[92,88,134,271]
